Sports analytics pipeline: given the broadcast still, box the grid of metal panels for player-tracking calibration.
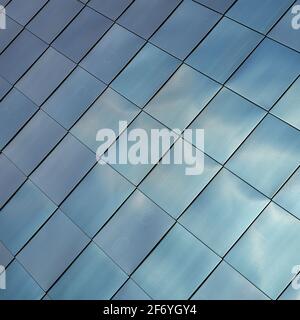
[0,0,300,300]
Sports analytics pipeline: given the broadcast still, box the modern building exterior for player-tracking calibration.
[0,0,300,300]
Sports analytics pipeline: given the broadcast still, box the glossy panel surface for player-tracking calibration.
[94,190,174,273]
[140,140,221,218]
[48,243,127,299]
[133,224,220,299]
[192,262,268,300]
[0,154,25,208]
[188,88,265,163]
[53,7,113,63]
[4,111,66,175]
[271,77,300,130]
[0,261,44,300]
[30,134,95,205]
[42,67,106,129]
[81,24,145,84]
[111,44,180,107]
[16,48,75,106]
[227,39,300,110]
[61,163,135,237]
[226,203,300,299]
[27,0,83,44]
[151,0,220,59]
[71,87,139,152]
[17,211,89,291]
[187,18,263,83]
[118,0,182,39]
[274,168,300,219]
[227,115,300,197]
[227,0,294,33]
[0,181,57,254]
[180,169,269,256]
[145,64,221,130]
